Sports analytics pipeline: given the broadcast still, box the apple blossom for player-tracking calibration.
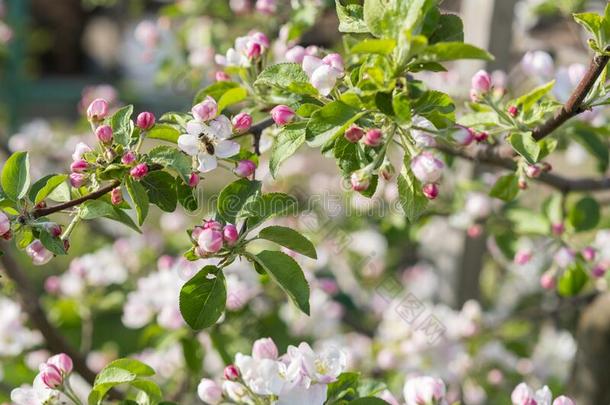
[87,98,109,122]
[192,97,218,122]
[178,116,239,173]
[255,0,276,14]
[344,125,364,142]
[422,183,439,200]
[197,378,223,405]
[223,224,239,246]
[246,40,262,59]
[136,111,155,130]
[234,159,257,178]
[514,249,533,265]
[0,211,10,236]
[47,353,73,375]
[111,187,123,205]
[474,130,488,143]
[582,246,596,261]
[25,240,53,266]
[508,105,519,117]
[252,337,278,360]
[286,45,308,63]
[203,219,222,230]
[189,172,200,188]
[521,50,554,79]
[453,126,475,146]
[216,32,269,68]
[130,163,149,180]
[215,71,230,81]
[554,247,574,268]
[197,228,224,255]
[95,124,113,144]
[69,173,87,188]
[403,376,446,405]
[471,69,492,95]
[540,271,556,290]
[121,150,136,165]
[379,161,395,181]
[410,152,444,184]
[70,159,88,173]
[362,128,383,147]
[551,222,565,235]
[525,164,542,178]
[302,54,345,96]
[224,364,240,381]
[271,105,296,126]
[39,363,63,389]
[232,112,252,133]
[72,142,92,161]
[592,264,606,278]
[350,170,371,192]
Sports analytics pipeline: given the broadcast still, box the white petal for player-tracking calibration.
[186,120,206,135]
[198,153,218,172]
[302,55,323,78]
[310,65,339,96]
[209,115,233,139]
[177,134,200,156]
[215,140,240,158]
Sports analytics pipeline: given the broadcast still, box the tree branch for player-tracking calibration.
[32,180,120,219]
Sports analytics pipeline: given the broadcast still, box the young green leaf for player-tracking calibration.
[148,145,193,183]
[147,124,180,143]
[238,192,297,229]
[490,174,520,202]
[141,171,178,212]
[179,266,226,330]
[557,263,589,297]
[350,39,396,54]
[194,81,241,105]
[217,179,261,224]
[415,42,493,63]
[336,1,369,33]
[125,177,149,225]
[253,250,310,315]
[259,226,317,259]
[397,170,428,222]
[513,80,555,111]
[1,152,30,201]
[306,101,363,146]
[568,196,600,232]
[509,133,540,164]
[80,200,140,233]
[270,122,306,178]
[28,174,67,204]
[39,229,66,256]
[110,105,135,146]
[218,87,248,112]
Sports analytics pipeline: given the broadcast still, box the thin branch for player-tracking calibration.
[32,180,120,219]
[532,51,610,141]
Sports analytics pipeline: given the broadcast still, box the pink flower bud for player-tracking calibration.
[362,129,383,147]
[44,276,61,294]
[232,112,253,134]
[0,211,10,236]
[215,71,231,81]
[87,98,109,122]
[223,224,239,246]
[410,152,444,184]
[508,105,519,117]
[403,376,446,405]
[136,111,155,130]
[26,240,54,266]
[270,105,295,126]
[47,223,62,238]
[197,228,224,254]
[234,160,257,178]
[467,224,482,238]
[224,364,240,381]
[474,131,488,143]
[39,363,63,388]
[322,53,344,73]
[130,163,149,180]
[514,249,533,265]
[422,183,439,200]
[192,97,218,122]
[111,187,123,205]
[285,46,307,63]
[350,170,370,192]
[379,161,395,181]
[246,40,262,59]
[250,32,270,49]
[70,159,89,173]
[471,69,492,94]
[69,173,87,188]
[540,271,556,290]
[525,164,542,178]
[203,219,223,231]
[582,246,596,262]
[191,226,204,241]
[553,396,575,405]
[95,125,113,144]
[551,222,565,236]
[344,125,364,143]
[197,378,223,404]
[189,172,200,188]
[252,337,278,360]
[592,264,607,278]
[255,0,276,14]
[47,353,73,375]
[511,383,536,405]
[122,151,137,165]
[453,126,475,146]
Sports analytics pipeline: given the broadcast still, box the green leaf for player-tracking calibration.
[363,0,434,38]
[509,132,540,164]
[217,179,261,224]
[490,174,519,201]
[568,196,600,232]
[573,12,605,47]
[392,91,412,123]
[28,174,67,204]
[306,101,363,146]
[102,359,155,377]
[411,90,455,128]
[130,379,162,403]
[110,105,134,146]
[39,229,66,255]
[255,63,315,95]
[429,14,464,43]
[179,266,226,330]
[350,39,396,54]
[176,179,198,212]
[259,226,317,259]
[194,81,240,105]
[336,1,369,33]
[181,336,204,374]
[80,200,140,233]
[513,80,555,110]
[253,250,310,315]
[350,398,392,405]
[89,367,136,405]
[148,145,193,183]
[125,177,149,226]
[238,192,297,229]
[141,171,178,212]
[397,170,428,222]
[1,152,30,200]
[557,263,589,297]
[326,372,361,402]
[415,42,493,63]
[147,124,180,143]
[218,87,248,112]
[270,122,306,178]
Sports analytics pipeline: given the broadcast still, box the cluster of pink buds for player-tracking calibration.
[285,45,318,64]
[130,163,149,180]
[192,220,239,257]
[70,142,92,188]
[343,125,384,148]
[38,353,73,389]
[232,112,252,134]
[270,105,296,126]
[578,246,607,278]
[411,152,444,200]
[0,211,11,240]
[470,69,492,101]
[234,159,257,178]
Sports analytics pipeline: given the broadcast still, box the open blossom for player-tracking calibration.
[216,32,269,68]
[198,378,223,405]
[46,353,73,376]
[178,116,240,173]
[26,240,53,266]
[302,54,345,96]
[411,152,444,184]
[511,383,569,405]
[403,376,446,405]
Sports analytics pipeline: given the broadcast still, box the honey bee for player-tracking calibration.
[198,133,215,155]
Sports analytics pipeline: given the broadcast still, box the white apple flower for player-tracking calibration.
[177,116,240,173]
[302,54,345,96]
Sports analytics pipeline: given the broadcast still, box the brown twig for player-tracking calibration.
[31,180,120,219]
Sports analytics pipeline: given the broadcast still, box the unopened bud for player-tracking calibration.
[422,183,439,200]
